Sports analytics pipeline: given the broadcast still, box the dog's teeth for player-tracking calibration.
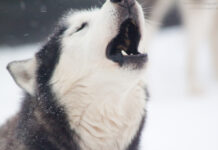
[121,50,128,56]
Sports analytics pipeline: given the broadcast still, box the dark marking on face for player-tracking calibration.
[15,25,81,150]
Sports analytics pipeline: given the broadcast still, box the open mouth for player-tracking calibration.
[106,18,147,68]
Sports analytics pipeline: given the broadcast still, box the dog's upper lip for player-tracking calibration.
[106,18,147,68]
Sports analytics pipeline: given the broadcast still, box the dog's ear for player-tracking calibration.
[7,58,37,95]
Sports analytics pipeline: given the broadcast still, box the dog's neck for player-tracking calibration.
[53,79,146,150]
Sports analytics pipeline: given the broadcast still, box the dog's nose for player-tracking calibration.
[110,0,135,4]
[111,0,122,3]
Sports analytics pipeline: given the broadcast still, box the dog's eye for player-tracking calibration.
[76,23,87,32]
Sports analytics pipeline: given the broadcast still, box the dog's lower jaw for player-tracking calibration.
[56,81,146,150]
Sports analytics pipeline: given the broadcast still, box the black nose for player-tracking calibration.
[110,0,135,4]
[111,0,122,3]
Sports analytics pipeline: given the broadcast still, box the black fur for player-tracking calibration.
[126,88,148,150]
[16,26,81,150]
[126,116,145,150]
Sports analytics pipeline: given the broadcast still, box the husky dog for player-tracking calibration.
[0,0,148,150]
[143,0,218,92]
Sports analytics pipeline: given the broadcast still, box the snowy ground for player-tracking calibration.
[0,27,218,150]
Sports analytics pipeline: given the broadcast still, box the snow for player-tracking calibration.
[0,27,217,150]
[142,27,218,150]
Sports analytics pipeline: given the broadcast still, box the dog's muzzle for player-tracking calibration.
[106,0,147,69]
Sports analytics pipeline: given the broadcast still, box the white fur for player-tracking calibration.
[51,1,147,150]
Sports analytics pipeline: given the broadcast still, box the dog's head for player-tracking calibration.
[7,0,147,97]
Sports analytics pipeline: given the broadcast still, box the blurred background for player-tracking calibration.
[0,0,218,150]
[0,0,180,46]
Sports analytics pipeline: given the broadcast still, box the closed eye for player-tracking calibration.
[76,23,87,32]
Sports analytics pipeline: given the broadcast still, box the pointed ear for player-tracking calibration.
[7,58,37,95]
